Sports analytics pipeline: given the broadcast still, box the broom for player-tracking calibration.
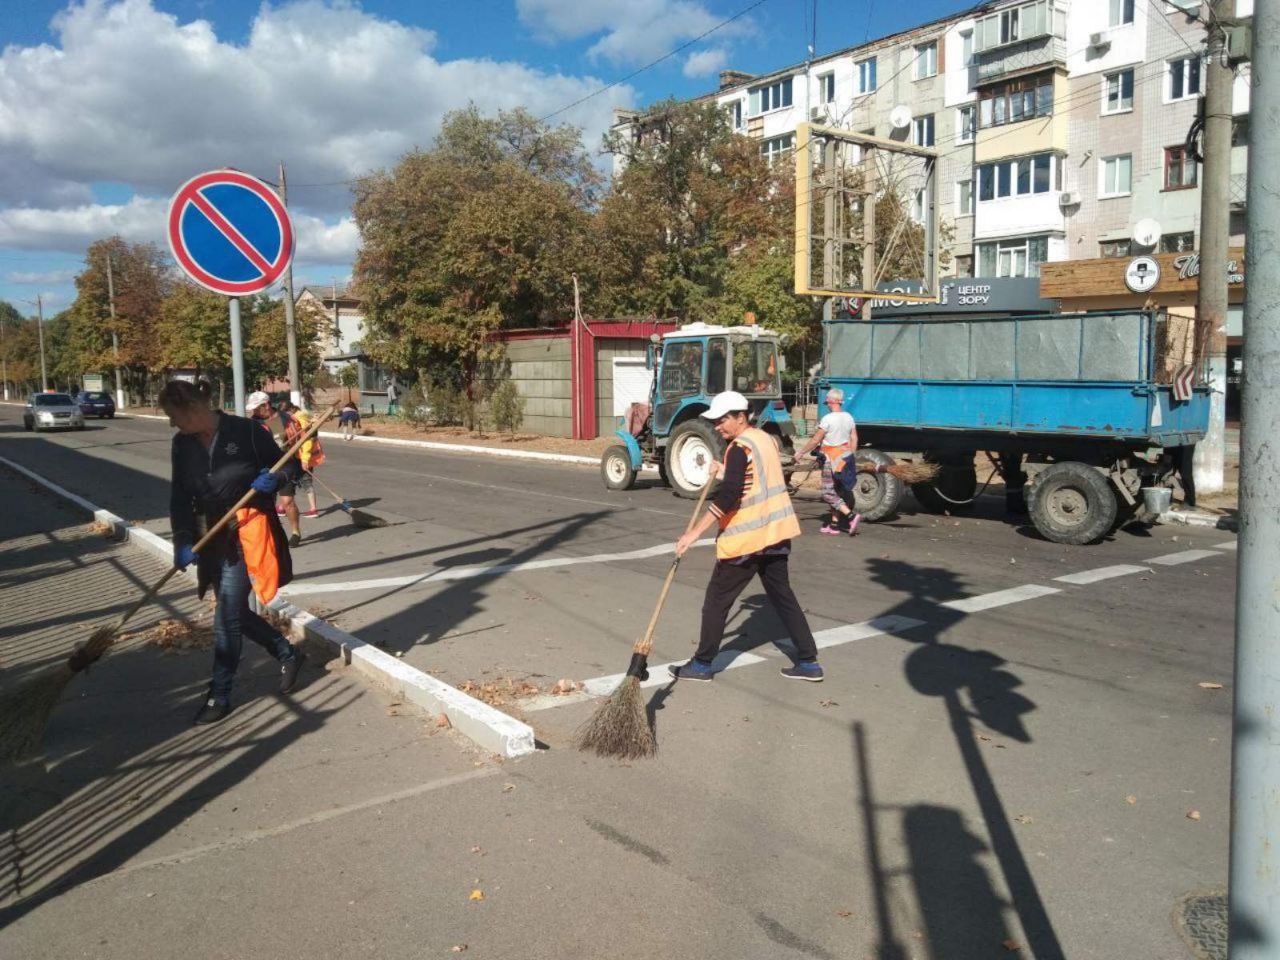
[788,455,940,492]
[574,476,714,760]
[0,403,339,765]
[307,471,388,529]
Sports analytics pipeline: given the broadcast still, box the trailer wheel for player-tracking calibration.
[665,420,723,499]
[601,445,637,491]
[1028,461,1117,545]
[850,449,905,522]
[911,453,978,514]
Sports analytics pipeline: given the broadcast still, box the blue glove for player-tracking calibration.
[174,544,199,571]
[251,469,279,494]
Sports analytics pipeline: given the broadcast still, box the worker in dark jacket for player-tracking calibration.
[162,380,305,725]
[671,391,824,683]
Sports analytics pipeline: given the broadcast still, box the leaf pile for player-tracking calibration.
[459,677,541,707]
[121,618,214,653]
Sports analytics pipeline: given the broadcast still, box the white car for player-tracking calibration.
[23,392,85,431]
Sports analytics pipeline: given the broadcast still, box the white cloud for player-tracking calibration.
[683,47,728,78]
[0,0,635,256]
[517,0,752,66]
[6,269,81,285]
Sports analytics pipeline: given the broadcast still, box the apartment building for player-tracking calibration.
[609,0,1251,283]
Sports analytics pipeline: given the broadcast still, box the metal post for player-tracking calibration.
[278,161,301,407]
[1,318,8,400]
[229,296,246,416]
[36,294,47,391]
[924,156,938,292]
[105,254,125,409]
[1229,0,1279,950]
[1194,0,1235,495]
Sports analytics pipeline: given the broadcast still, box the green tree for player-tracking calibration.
[245,295,326,386]
[155,282,230,377]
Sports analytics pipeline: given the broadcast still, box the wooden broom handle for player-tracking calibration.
[635,473,716,656]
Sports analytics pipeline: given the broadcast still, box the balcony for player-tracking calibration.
[1229,173,1247,208]
[975,33,1067,84]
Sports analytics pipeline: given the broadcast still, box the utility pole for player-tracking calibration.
[1230,0,1278,950]
[277,161,301,407]
[1193,0,1235,495]
[105,254,125,409]
[1,317,8,400]
[35,294,47,391]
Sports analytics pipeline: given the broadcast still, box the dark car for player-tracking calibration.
[75,390,116,418]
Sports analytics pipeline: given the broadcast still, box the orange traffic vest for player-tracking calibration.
[715,426,802,560]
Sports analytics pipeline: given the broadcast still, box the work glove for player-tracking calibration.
[174,544,199,571]
[251,469,279,494]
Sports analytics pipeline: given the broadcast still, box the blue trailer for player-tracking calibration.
[820,308,1211,544]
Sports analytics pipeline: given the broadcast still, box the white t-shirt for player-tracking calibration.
[819,410,856,447]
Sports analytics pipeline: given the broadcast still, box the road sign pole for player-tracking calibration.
[229,296,246,416]
[278,161,301,407]
[1230,0,1280,948]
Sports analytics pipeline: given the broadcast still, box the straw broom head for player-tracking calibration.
[573,652,655,760]
[855,459,939,485]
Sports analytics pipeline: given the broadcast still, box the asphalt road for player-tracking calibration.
[0,405,1239,959]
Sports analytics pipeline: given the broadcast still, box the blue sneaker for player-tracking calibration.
[669,660,715,682]
[780,661,825,682]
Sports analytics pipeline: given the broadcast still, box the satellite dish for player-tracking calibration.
[1133,218,1163,248]
[889,105,912,130]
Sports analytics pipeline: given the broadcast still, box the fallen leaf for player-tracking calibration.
[451,946,468,953]
[836,910,852,918]
[502,783,515,792]
[1014,814,1033,824]
[471,846,483,854]
[1198,681,1224,690]
[819,698,838,707]
[436,714,451,728]
[468,889,485,902]
[978,735,991,742]
[1003,939,1022,951]
[551,678,581,696]
[1187,809,1201,821]
[1125,795,1137,805]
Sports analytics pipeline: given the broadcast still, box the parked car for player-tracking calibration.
[75,390,116,418]
[23,392,86,431]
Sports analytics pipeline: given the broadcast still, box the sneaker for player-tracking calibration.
[288,531,301,547]
[668,660,714,682]
[280,649,306,694]
[820,524,842,536]
[780,661,825,682]
[848,514,861,537]
[194,697,232,725]
[302,509,319,518]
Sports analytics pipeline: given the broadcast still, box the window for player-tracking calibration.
[1168,56,1202,101]
[956,105,976,143]
[818,72,836,104]
[911,189,926,223]
[954,254,973,278]
[749,77,793,115]
[912,114,935,147]
[957,179,975,215]
[1232,116,1250,146]
[978,73,1053,128]
[857,57,877,93]
[975,0,1054,51]
[1109,0,1135,26]
[1101,154,1132,196]
[660,341,704,397]
[760,133,795,162]
[728,100,743,130]
[1100,239,1132,258]
[1161,231,1195,253]
[707,339,727,394]
[977,153,1058,199]
[914,41,938,80]
[1103,69,1134,113]
[733,340,780,395]
[961,29,975,67]
[1165,145,1198,189]
[976,236,1049,277]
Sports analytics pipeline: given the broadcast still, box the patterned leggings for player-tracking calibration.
[819,460,851,514]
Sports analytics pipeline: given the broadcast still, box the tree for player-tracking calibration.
[154,282,230,377]
[338,363,359,401]
[245,295,326,387]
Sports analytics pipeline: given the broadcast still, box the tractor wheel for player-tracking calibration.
[1027,461,1117,545]
[601,445,637,491]
[665,420,723,498]
[850,449,905,522]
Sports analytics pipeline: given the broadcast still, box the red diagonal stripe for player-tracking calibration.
[188,190,273,275]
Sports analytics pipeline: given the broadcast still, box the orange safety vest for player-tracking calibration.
[715,426,802,560]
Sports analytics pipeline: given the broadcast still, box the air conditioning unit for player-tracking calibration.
[1089,31,1110,48]
[810,106,825,121]
[1058,191,1078,208]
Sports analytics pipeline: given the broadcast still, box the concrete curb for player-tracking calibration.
[0,453,537,759]
[1158,509,1240,532]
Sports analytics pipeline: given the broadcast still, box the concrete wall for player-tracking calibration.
[501,336,572,438]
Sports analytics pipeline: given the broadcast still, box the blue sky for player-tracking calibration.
[0,0,964,317]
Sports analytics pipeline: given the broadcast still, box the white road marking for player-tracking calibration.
[1053,564,1149,585]
[941,584,1061,613]
[1212,539,1238,551]
[1147,549,1222,566]
[281,539,717,596]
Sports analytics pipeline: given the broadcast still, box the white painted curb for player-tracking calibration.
[1158,509,1239,532]
[0,453,537,759]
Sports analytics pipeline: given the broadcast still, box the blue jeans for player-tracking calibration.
[211,550,295,702]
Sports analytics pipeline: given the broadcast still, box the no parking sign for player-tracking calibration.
[167,169,294,295]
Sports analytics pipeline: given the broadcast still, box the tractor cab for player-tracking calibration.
[602,323,796,498]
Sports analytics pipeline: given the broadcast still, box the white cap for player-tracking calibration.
[246,391,271,412]
[701,390,749,420]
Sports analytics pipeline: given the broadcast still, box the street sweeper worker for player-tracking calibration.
[281,401,324,519]
[671,391,824,683]
[247,390,305,546]
[162,380,305,725]
[796,387,861,536]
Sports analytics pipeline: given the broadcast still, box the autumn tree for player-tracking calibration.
[246,295,327,387]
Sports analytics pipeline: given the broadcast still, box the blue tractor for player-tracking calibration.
[600,323,797,498]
